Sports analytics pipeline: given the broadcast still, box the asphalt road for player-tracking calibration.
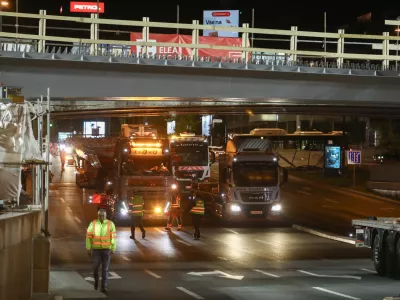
[48,158,400,300]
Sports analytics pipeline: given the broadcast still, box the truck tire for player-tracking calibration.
[373,233,386,276]
[384,234,396,278]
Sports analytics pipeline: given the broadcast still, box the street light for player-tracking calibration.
[0,1,9,33]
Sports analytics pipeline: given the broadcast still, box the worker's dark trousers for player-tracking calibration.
[167,208,182,227]
[191,214,202,238]
[92,249,111,288]
[131,215,145,236]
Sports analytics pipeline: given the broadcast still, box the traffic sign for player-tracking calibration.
[347,150,361,165]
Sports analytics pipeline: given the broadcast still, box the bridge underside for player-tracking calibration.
[2,53,400,118]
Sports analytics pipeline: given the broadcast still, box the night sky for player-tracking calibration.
[10,0,400,32]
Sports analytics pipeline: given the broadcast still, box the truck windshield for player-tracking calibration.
[122,158,171,176]
[174,147,209,166]
[233,161,278,187]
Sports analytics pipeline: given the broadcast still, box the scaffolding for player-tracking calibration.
[0,87,51,235]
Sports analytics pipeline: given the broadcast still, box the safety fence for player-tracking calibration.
[1,11,400,70]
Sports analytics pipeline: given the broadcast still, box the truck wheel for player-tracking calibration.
[373,234,386,276]
[385,234,396,278]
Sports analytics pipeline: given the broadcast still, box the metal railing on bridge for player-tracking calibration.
[2,11,400,70]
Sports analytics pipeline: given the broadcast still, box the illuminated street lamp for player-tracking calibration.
[0,1,9,32]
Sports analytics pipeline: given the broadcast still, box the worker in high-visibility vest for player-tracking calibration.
[186,192,205,240]
[86,209,117,295]
[165,194,182,231]
[129,194,146,240]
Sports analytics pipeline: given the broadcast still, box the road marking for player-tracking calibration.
[360,268,375,273]
[144,269,162,279]
[293,225,355,245]
[303,187,312,191]
[224,228,239,234]
[74,217,81,224]
[60,198,65,203]
[218,256,228,261]
[255,239,280,247]
[298,190,312,196]
[85,271,121,281]
[155,228,165,233]
[187,270,243,280]
[121,256,131,262]
[177,239,192,247]
[253,269,280,278]
[324,198,338,204]
[380,208,395,212]
[298,270,361,280]
[313,287,360,300]
[66,207,72,213]
[176,287,204,299]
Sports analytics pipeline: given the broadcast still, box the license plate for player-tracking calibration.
[250,211,263,215]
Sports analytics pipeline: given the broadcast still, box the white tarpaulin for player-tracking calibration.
[0,103,41,201]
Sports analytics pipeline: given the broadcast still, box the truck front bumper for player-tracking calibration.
[225,203,282,222]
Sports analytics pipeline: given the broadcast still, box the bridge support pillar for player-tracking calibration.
[337,29,344,67]
[290,26,298,64]
[296,115,301,131]
[383,32,390,70]
[38,10,46,53]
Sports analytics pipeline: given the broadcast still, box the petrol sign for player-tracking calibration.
[70,2,105,13]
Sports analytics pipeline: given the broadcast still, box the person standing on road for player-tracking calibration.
[129,194,146,240]
[86,209,117,295]
[186,192,204,240]
[165,194,182,231]
[60,149,66,170]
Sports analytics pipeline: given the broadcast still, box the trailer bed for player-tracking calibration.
[352,218,400,231]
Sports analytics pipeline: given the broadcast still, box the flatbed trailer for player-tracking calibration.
[352,217,400,277]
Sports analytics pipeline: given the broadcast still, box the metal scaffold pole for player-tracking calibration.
[44,88,50,235]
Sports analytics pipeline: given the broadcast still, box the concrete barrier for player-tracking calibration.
[368,165,400,198]
[0,211,42,300]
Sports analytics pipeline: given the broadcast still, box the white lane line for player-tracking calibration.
[360,268,375,273]
[255,239,280,247]
[298,270,361,280]
[218,256,229,261]
[144,269,162,279]
[66,207,72,213]
[293,225,355,245]
[155,228,165,234]
[176,239,192,247]
[224,228,239,234]
[253,269,280,278]
[121,256,131,262]
[74,217,82,224]
[313,287,360,300]
[176,287,204,300]
[324,198,338,204]
[60,198,65,203]
[380,208,395,212]
[298,190,312,196]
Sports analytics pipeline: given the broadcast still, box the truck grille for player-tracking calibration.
[175,170,204,180]
[240,192,272,203]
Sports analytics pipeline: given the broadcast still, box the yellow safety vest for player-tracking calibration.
[172,197,181,209]
[86,219,117,251]
[129,195,144,216]
[190,199,205,215]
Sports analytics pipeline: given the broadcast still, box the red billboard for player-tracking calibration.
[130,32,247,58]
[70,2,104,13]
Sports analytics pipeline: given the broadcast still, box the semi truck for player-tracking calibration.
[194,131,288,222]
[352,217,400,277]
[107,124,176,224]
[169,133,213,195]
[66,136,116,190]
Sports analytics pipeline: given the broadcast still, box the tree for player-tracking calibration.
[173,115,200,134]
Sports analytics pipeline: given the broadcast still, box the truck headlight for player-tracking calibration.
[155,207,162,214]
[271,204,282,212]
[171,184,177,190]
[231,204,241,212]
[120,208,128,215]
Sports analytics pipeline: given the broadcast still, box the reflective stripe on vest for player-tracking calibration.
[129,197,144,216]
[190,200,204,215]
[90,220,112,248]
[172,198,180,208]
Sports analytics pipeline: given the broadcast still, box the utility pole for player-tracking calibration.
[324,12,327,64]
[177,5,179,34]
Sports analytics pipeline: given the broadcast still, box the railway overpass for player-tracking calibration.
[2,11,400,117]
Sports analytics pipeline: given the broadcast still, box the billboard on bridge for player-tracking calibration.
[203,10,240,38]
[130,33,248,58]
